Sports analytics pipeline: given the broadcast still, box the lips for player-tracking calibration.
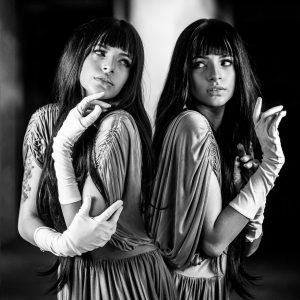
[94,76,113,86]
[208,86,226,92]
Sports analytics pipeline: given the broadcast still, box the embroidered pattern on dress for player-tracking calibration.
[23,104,59,167]
[200,116,222,187]
[93,113,124,169]
[207,131,222,186]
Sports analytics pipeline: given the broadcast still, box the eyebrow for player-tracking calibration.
[192,54,233,60]
[94,44,132,59]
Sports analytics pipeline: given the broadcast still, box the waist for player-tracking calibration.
[91,242,158,261]
[174,252,227,279]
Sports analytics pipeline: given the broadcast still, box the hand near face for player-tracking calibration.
[57,92,111,145]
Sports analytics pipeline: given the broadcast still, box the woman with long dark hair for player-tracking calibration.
[18,18,176,299]
[149,19,285,299]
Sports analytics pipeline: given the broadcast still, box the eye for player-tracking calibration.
[192,60,206,69]
[119,58,132,68]
[221,58,233,67]
[93,48,106,56]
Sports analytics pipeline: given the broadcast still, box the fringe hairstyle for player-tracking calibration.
[37,17,153,293]
[152,19,260,298]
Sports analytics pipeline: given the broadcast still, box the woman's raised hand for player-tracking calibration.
[253,97,286,165]
[59,92,111,145]
[52,92,111,205]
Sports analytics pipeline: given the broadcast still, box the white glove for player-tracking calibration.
[245,202,265,242]
[229,98,286,219]
[52,93,111,204]
[34,196,123,256]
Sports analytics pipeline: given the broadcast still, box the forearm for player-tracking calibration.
[18,210,45,246]
[202,205,249,257]
[244,234,262,257]
[61,201,82,227]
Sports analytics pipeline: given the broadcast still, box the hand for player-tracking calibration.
[34,197,124,256]
[245,202,265,242]
[63,196,123,253]
[253,97,286,164]
[57,92,111,145]
[233,143,260,191]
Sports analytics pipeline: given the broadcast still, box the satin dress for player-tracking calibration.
[23,104,176,300]
[149,110,229,300]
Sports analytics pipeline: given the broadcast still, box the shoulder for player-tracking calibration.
[28,103,59,128]
[23,103,59,166]
[171,110,212,140]
[97,109,137,134]
[30,103,59,119]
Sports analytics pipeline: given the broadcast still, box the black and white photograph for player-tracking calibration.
[0,0,299,299]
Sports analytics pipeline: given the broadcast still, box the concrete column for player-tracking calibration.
[130,0,217,122]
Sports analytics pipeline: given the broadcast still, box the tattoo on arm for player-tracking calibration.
[21,151,35,202]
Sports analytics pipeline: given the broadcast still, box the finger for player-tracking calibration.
[249,142,254,158]
[81,105,102,127]
[90,100,111,109]
[237,143,246,157]
[269,110,286,137]
[240,154,252,163]
[77,92,105,113]
[243,161,254,169]
[234,156,241,168]
[274,110,286,130]
[261,105,283,119]
[253,97,262,124]
[78,195,91,216]
[108,206,123,223]
[94,200,123,223]
[83,92,105,103]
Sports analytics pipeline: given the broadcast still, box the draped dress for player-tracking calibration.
[23,104,176,300]
[149,110,229,299]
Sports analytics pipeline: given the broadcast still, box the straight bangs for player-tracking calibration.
[94,21,138,65]
[190,25,234,59]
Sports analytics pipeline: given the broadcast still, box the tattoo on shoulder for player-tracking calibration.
[21,151,35,202]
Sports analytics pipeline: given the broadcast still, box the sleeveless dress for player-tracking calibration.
[149,110,229,300]
[23,104,177,300]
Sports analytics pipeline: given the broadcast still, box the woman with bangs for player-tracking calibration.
[18,18,176,299]
[149,19,286,299]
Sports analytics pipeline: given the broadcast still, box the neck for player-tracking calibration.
[194,104,225,132]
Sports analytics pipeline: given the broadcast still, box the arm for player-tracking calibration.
[201,99,285,257]
[18,150,44,245]
[19,104,122,256]
[52,93,111,226]
[234,143,263,256]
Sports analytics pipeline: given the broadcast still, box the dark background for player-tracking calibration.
[0,0,299,299]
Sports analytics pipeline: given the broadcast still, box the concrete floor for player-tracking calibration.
[1,236,300,300]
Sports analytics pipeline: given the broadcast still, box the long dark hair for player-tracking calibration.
[153,19,260,298]
[37,17,153,293]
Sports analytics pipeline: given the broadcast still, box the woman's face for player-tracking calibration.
[190,54,236,108]
[80,44,132,99]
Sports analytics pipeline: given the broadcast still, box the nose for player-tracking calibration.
[208,64,222,81]
[101,58,114,73]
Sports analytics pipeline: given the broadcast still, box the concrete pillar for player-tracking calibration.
[130,0,218,122]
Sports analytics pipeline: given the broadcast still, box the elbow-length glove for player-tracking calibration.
[51,93,110,204]
[229,98,286,219]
